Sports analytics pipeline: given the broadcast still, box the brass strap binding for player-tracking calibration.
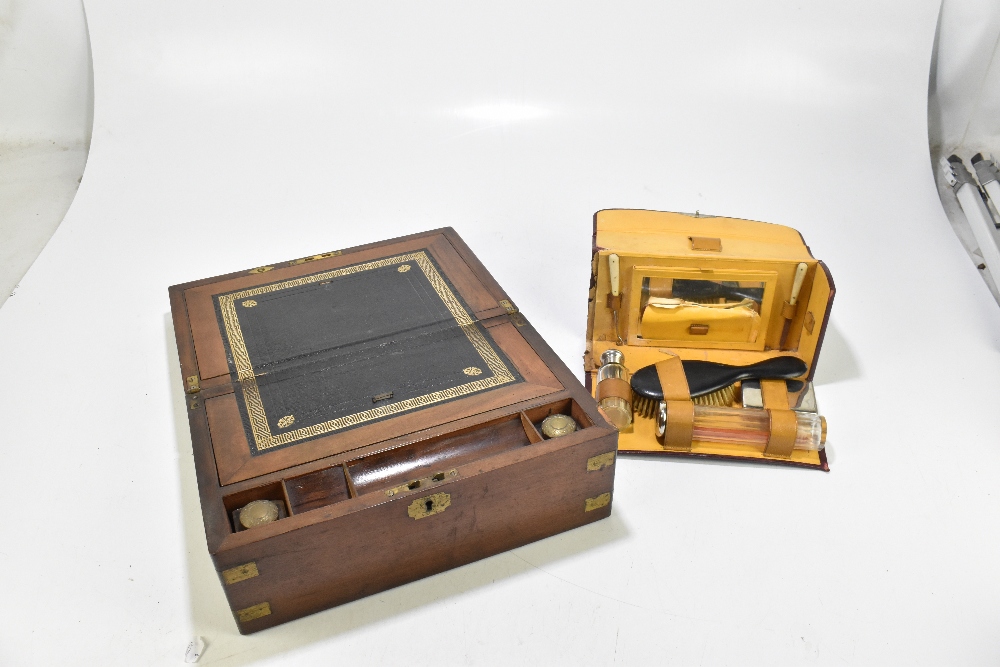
[236,602,271,623]
[222,562,259,585]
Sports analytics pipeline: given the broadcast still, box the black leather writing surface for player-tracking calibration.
[213,251,522,455]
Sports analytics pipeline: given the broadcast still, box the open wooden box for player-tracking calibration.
[584,209,835,469]
[170,229,617,633]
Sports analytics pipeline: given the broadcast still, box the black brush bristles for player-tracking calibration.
[632,384,737,420]
[634,393,658,420]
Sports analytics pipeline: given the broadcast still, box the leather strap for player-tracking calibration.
[761,379,796,457]
[655,357,693,450]
[781,300,796,319]
[689,236,722,252]
[596,377,631,403]
[655,357,691,400]
[664,400,695,450]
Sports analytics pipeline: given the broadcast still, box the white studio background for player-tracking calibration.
[0,0,93,309]
[929,0,1000,302]
[930,0,1000,157]
[3,1,1000,666]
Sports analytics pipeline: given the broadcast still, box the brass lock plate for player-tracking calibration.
[407,492,451,519]
[386,469,457,498]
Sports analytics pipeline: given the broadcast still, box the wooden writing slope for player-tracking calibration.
[170,228,617,633]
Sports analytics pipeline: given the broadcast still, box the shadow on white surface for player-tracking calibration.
[810,320,861,387]
[164,314,628,666]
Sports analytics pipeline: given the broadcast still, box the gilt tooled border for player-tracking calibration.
[217,251,516,451]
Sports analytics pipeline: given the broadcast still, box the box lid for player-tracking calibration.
[172,229,563,484]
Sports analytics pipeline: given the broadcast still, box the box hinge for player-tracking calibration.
[499,299,526,327]
[185,375,201,394]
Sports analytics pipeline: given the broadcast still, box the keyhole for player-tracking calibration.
[425,499,434,512]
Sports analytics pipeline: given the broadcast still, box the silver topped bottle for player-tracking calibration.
[596,349,632,430]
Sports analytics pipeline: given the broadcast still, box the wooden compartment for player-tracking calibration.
[525,398,596,435]
[223,482,290,533]
[284,466,352,515]
[347,415,535,496]
[170,228,618,632]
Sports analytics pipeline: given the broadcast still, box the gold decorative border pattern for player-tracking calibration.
[218,251,516,452]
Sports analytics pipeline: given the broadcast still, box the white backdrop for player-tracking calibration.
[3,1,1000,665]
[929,0,1000,302]
[930,0,1000,155]
[0,0,93,309]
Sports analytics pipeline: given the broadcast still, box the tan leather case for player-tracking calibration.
[584,209,835,470]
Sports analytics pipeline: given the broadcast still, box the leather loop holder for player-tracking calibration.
[596,377,631,403]
[655,357,694,450]
[761,379,797,457]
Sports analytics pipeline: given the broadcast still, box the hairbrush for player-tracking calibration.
[630,356,807,418]
[669,279,765,304]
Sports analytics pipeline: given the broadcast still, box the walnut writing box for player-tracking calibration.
[170,228,617,633]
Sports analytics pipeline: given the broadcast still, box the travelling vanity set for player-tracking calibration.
[169,210,834,633]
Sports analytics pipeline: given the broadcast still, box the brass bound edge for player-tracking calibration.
[585,492,611,512]
[222,562,259,585]
[586,452,616,472]
[236,602,271,623]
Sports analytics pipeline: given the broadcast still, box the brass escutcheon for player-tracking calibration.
[407,492,451,520]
